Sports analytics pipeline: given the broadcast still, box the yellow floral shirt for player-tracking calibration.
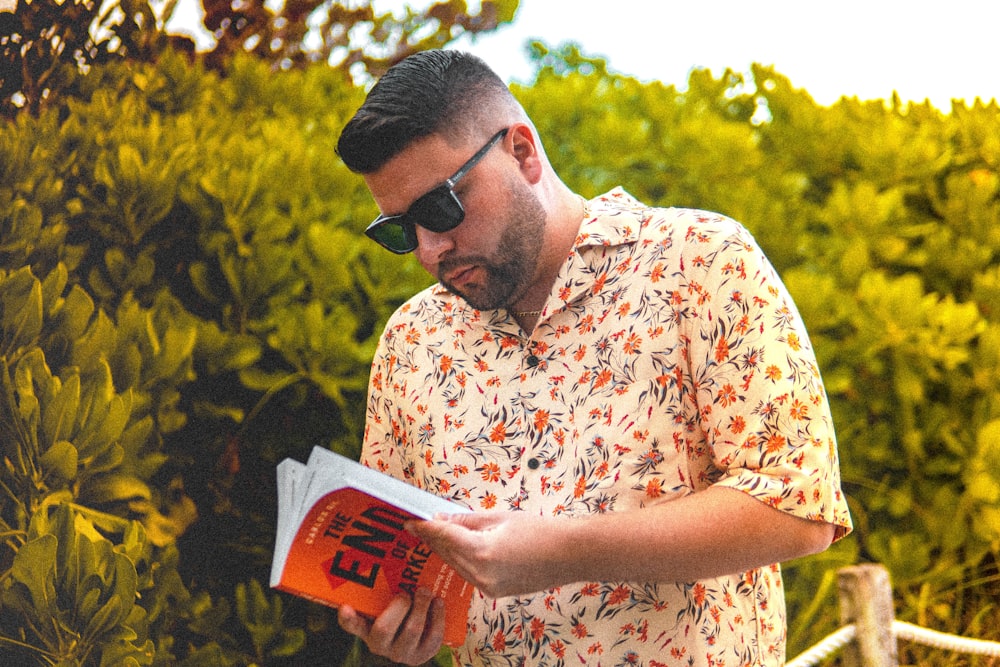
[362,188,852,667]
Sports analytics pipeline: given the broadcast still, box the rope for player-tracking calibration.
[786,620,1000,667]
[894,620,1000,657]
[786,625,857,667]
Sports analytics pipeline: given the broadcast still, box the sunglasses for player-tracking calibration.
[364,128,509,254]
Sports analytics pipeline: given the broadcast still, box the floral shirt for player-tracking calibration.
[361,188,852,667]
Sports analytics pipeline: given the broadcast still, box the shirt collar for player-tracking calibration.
[428,187,649,322]
[572,187,646,251]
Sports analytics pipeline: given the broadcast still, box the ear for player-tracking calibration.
[508,123,544,184]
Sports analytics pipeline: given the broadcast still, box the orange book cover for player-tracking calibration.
[270,447,473,647]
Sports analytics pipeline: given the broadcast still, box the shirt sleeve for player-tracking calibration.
[361,308,411,482]
[685,223,852,540]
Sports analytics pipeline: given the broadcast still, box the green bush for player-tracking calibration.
[0,44,997,665]
[519,45,1000,661]
[0,49,432,664]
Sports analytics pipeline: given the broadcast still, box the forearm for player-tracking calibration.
[415,485,837,598]
[540,486,835,586]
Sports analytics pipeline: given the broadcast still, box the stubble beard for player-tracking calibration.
[438,182,547,311]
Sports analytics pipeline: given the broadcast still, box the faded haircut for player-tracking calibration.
[336,50,515,174]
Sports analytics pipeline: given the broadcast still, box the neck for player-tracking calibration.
[508,188,588,320]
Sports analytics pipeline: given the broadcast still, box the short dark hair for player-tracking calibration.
[336,50,512,174]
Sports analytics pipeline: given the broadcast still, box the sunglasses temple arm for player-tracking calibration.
[447,128,509,186]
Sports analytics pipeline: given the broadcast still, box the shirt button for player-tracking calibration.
[527,457,540,470]
[526,355,540,367]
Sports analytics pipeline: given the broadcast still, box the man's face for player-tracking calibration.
[364,132,547,311]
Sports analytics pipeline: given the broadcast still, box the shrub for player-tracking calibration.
[1,43,997,665]
[0,49,433,664]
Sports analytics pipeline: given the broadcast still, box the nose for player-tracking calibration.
[414,224,456,267]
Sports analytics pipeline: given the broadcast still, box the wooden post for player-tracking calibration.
[837,564,898,667]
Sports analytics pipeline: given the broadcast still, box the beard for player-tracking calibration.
[437,177,547,311]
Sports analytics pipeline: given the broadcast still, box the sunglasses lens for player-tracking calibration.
[367,219,415,254]
[408,187,464,233]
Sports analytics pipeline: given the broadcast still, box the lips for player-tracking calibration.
[443,265,477,288]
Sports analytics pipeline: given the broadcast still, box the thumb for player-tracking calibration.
[406,511,502,540]
[434,510,506,531]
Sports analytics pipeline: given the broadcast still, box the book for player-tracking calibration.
[270,446,474,647]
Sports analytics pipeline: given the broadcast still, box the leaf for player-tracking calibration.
[489,0,520,23]
[0,355,37,467]
[78,585,105,623]
[964,420,1000,505]
[40,262,69,319]
[134,495,197,547]
[88,442,126,475]
[98,639,155,667]
[270,628,306,657]
[84,592,125,641]
[13,348,52,445]
[41,371,80,453]
[236,579,282,658]
[72,310,118,374]
[55,283,98,341]
[69,504,133,535]
[147,321,197,384]
[82,474,153,505]
[9,533,58,613]
[40,439,79,481]
[75,359,131,461]
[0,266,44,356]
[117,143,145,184]
[59,503,88,590]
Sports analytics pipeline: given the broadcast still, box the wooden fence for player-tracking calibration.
[787,564,1000,667]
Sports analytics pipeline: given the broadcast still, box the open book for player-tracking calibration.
[270,446,474,647]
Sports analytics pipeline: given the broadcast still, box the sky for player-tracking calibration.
[440,0,999,109]
[167,0,1000,110]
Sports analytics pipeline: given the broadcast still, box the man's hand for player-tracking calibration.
[337,588,445,665]
[409,487,836,599]
[407,511,569,599]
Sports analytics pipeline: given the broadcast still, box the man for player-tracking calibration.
[335,49,851,666]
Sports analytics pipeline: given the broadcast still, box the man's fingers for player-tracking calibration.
[438,511,505,530]
[401,592,448,662]
[417,596,447,655]
[366,595,416,656]
[408,511,504,543]
[337,604,373,640]
[343,592,445,665]
[401,588,437,646]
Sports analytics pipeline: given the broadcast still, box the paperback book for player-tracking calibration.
[270,446,474,646]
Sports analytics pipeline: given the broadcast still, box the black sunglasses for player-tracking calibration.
[365,128,509,254]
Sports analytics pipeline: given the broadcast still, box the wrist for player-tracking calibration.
[533,513,601,587]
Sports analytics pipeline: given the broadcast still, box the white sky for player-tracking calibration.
[444,0,999,109]
[167,0,1000,110]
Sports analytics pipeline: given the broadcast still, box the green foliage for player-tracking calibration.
[1,502,153,666]
[1,40,998,666]
[0,261,198,665]
[1,47,427,665]
[518,43,1000,662]
[744,73,1000,654]
[0,0,519,118]
[233,580,304,662]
